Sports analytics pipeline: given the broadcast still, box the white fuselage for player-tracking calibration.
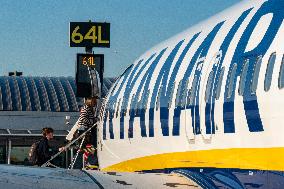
[98,0,284,172]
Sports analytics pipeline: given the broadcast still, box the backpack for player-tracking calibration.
[29,141,40,165]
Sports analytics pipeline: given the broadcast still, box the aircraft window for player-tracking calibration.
[156,85,162,111]
[238,60,249,96]
[175,80,187,108]
[227,63,237,98]
[184,79,191,107]
[205,70,214,103]
[168,82,175,108]
[186,88,192,106]
[215,67,225,100]
[143,89,150,110]
[115,99,121,118]
[251,56,262,94]
[278,55,284,89]
[175,82,183,107]
[264,52,276,92]
[135,95,142,115]
[181,80,188,108]
[189,76,198,105]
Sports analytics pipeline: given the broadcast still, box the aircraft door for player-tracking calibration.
[184,77,195,143]
[200,52,222,141]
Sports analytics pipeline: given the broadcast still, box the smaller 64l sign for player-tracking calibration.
[70,22,110,48]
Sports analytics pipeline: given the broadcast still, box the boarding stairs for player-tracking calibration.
[41,122,98,169]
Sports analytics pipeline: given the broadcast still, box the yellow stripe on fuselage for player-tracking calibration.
[102,147,284,172]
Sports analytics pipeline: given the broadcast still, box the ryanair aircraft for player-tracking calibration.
[98,0,284,187]
[1,0,284,188]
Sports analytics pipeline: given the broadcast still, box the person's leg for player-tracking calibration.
[91,127,98,166]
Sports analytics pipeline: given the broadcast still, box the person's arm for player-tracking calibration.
[66,119,80,141]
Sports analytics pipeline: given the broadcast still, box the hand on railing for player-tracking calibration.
[59,147,66,152]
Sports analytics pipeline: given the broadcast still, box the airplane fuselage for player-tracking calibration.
[98,0,284,174]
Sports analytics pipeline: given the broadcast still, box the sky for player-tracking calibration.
[0,0,240,78]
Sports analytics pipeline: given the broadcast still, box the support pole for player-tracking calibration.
[85,47,92,54]
[70,147,74,164]
[65,148,68,168]
[82,152,85,169]
[7,139,11,164]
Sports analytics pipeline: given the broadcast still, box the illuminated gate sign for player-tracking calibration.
[76,54,104,97]
[70,22,110,48]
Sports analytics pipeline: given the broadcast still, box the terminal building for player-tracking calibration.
[0,75,115,167]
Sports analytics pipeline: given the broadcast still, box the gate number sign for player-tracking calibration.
[76,53,104,97]
[70,22,110,48]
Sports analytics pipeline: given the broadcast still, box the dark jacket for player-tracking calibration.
[36,137,53,166]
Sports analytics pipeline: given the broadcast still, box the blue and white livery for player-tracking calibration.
[98,0,284,187]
